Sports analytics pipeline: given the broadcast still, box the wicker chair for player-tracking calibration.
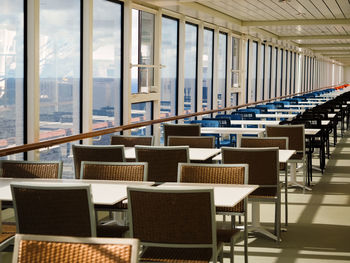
[111,135,154,147]
[177,163,248,263]
[0,160,63,179]
[128,187,236,263]
[221,147,281,242]
[167,136,215,148]
[72,145,125,179]
[240,137,290,228]
[135,146,189,183]
[11,184,96,237]
[12,234,140,263]
[265,125,308,191]
[163,123,201,146]
[80,161,147,235]
[0,201,16,252]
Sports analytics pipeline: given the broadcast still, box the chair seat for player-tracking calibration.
[96,222,129,238]
[250,187,277,198]
[289,153,305,161]
[95,199,128,211]
[140,247,213,263]
[0,222,16,244]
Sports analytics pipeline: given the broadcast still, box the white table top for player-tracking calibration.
[125,147,221,161]
[230,120,280,126]
[322,120,330,125]
[212,149,296,163]
[158,182,259,207]
[305,128,321,136]
[256,113,296,119]
[201,127,265,135]
[328,113,336,118]
[267,109,304,113]
[0,178,154,205]
[288,104,314,108]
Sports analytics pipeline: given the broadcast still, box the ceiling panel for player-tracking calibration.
[294,0,325,19]
[322,0,346,18]
[336,0,350,18]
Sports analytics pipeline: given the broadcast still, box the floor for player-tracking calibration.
[1,131,350,262]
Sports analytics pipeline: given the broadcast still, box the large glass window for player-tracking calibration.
[267,45,272,98]
[0,0,24,159]
[202,28,213,111]
[245,40,249,103]
[250,41,258,102]
[293,52,296,93]
[39,0,80,171]
[274,47,278,97]
[285,50,289,95]
[231,36,240,106]
[217,32,227,109]
[92,0,122,145]
[131,102,153,136]
[260,44,265,100]
[160,16,178,119]
[231,37,240,89]
[131,9,154,94]
[279,49,283,96]
[184,23,197,115]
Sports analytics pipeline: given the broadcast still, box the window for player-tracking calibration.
[217,32,227,109]
[285,50,289,95]
[0,0,24,159]
[267,45,272,98]
[92,0,122,145]
[231,37,240,89]
[279,49,283,96]
[250,41,258,102]
[184,23,197,115]
[131,9,155,94]
[131,102,153,136]
[202,28,213,111]
[274,47,278,97]
[245,40,249,103]
[260,44,265,100]
[289,51,293,94]
[231,36,240,106]
[39,0,80,168]
[160,16,178,119]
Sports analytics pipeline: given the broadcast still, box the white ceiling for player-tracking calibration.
[139,0,350,66]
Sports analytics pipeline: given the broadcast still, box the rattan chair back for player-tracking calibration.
[111,135,154,147]
[266,125,305,153]
[72,145,125,179]
[221,147,279,197]
[128,187,217,262]
[12,234,139,263]
[135,146,189,182]
[11,184,96,237]
[163,123,201,146]
[80,161,147,181]
[178,163,248,213]
[168,136,215,148]
[0,160,62,179]
[240,137,288,150]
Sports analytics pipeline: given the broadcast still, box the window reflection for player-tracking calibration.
[160,16,178,119]
[131,102,153,136]
[92,0,122,145]
[231,37,240,90]
[202,28,213,111]
[250,41,258,102]
[217,33,227,109]
[184,23,197,115]
[0,0,24,159]
[131,9,154,94]
[39,0,80,176]
[260,44,265,100]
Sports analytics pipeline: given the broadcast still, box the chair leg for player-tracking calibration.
[244,212,248,263]
[230,238,235,263]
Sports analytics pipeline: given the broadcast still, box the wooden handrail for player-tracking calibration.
[0,84,343,157]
